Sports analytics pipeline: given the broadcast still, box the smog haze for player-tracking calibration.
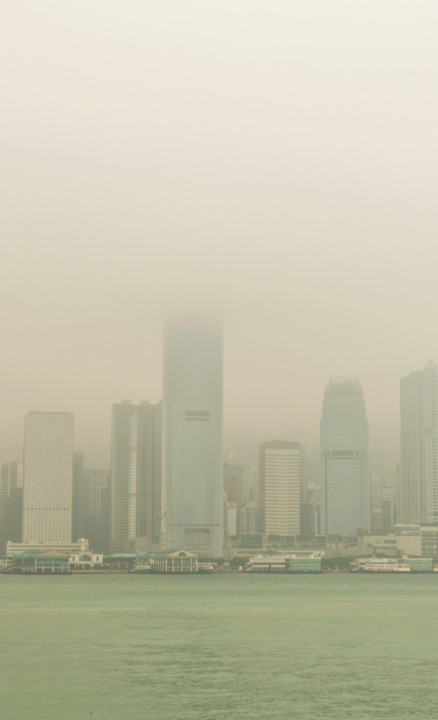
[2,1,438,463]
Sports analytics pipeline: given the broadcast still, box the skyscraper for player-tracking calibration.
[83,467,111,553]
[320,378,369,535]
[0,461,23,551]
[110,400,161,552]
[72,451,86,542]
[400,363,438,525]
[259,440,301,540]
[162,318,223,557]
[22,411,74,544]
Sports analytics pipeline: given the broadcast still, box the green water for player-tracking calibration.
[1,573,437,719]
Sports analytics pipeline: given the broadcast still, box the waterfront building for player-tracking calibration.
[8,548,71,574]
[6,539,88,555]
[246,551,323,573]
[110,401,161,553]
[70,547,104,570]
[138,549,199,573]
[22,411,74,544]
[6,538,103,573]
[162,318,223,557]
[288,554,322,573]
[400,363,438,524]
[320,377,369,535]
[259,440,301,541]
[357,525,438,558]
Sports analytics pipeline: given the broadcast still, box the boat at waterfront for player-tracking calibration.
[351,556,435,573]
[351,558,410,573]
[130,562,151,574]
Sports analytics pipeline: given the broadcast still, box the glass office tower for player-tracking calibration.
[162,318,223,557]
[320,378,369,535]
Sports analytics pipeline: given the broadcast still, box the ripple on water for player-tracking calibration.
[1,574,438,719]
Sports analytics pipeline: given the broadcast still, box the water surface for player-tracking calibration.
[1,573,437,719]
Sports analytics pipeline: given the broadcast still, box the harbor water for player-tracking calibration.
[1,573,437,719]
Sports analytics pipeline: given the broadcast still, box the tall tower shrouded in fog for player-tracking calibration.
[162,318,223,557]
[22,411,74,544]
[320,378,369,535]
[400,363,438,525]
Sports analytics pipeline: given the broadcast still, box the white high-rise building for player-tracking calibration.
[400,363,438,524]
[320,378,369,535]
[259,441,301,539]
[162,318,223,557]
[22,411,74,543]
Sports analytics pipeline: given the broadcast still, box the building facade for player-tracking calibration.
[110,401,161,553]
[83,467,111,553]
[22,411,74,544]
[0,462,23,551]
[320,378,369,535]
[259,440,301,540]
[72,451,86,543]
[162,318,223,557]
[400,363,438,525]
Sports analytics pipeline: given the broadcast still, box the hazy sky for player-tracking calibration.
[2,1,438,465]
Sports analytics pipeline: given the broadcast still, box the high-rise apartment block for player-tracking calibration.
[400,363,438,525]
[259,440,301,540]
[162,318,223,557]
[22,411,74,543]
[320,378,369,535]
[110,401,161,552]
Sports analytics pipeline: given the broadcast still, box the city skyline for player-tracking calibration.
[2,360,437,469]
[2,358,438,555]
[1,314,433,468]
